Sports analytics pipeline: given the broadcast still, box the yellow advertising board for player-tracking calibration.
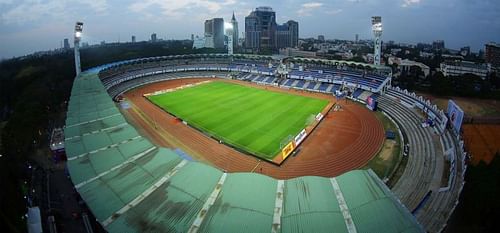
[281,141,296,160]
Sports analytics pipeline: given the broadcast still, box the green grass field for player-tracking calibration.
[147,81,329,160]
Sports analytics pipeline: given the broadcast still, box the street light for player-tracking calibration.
[74,22,83,76]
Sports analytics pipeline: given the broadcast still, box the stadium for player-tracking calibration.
[65,53,467,232]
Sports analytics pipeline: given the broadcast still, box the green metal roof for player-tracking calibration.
[65,70,422,233]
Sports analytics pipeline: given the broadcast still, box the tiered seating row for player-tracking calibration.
[379,94,466,232]
[414,129,466,232]
[378,96,437,211]
[385,87,448,134]
[107,71,231,98]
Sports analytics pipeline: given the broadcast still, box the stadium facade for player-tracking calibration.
[65,54,467,232]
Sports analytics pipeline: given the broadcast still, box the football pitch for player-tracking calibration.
[147,81,329,160]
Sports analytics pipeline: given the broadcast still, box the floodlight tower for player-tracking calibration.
[371,16,382,66]
[225,22,234,55]
[74,22,83,76]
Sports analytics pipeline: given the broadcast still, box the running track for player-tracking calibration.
[122,78,385,179]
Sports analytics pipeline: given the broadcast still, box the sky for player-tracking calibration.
[0,0,499,59]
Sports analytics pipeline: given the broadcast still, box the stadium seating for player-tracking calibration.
[93,54,464,232]
[294,79,306,88]
[385,87,448,134]
[65,67,423,233]
[378,94,466,232]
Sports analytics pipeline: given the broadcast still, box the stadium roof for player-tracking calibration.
[65,69,422,232]
[96,53,391,74]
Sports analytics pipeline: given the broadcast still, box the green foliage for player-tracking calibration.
[446,154,500,232]
[79,41,221,70]
[429,71,453,96]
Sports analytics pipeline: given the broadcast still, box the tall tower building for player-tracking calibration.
[204,18,225,49]
[371,16,382,66]
[151,33,157,42]
[63,38,70,50]
[276,24,291,49]
[231,12,239,50]
[204,19,214,48]
[245,6,277,51]
[286,20,299,48]
[131,36,136,43]
[276,20,299,49]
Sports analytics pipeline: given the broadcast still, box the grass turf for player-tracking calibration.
[147,81,329,160]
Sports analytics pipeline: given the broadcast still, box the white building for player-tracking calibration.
[192,36,207,49]
[388,57,430,77]
[440,61,491,79]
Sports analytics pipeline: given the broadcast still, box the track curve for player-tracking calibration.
[122,78,385,179]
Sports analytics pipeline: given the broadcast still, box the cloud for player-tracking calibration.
[402,0,421,7]
[297,2,323,16]
[129,0,236,19]
[302,2,323,8]
[0,0,109,25]
[77,0,108,12]
[1,0,66,25]
[325,9,343,15]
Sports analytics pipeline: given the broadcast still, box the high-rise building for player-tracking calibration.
[231,12,239,50]
[204,18,224,49]
[432,40,445,50]
[63,38,70,50]
[245,6,277,51]
[318,35,325,42]
[485,42,500,69]
[276,20,299,49]
[191,34,194,41]
[276,24,291,49]
[355,34,359,43]
[286,20,299,48]
[245,7,298,51]
[151,33,157,42]
[131,36,136,43]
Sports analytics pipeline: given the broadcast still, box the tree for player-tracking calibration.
[429,71,453,96]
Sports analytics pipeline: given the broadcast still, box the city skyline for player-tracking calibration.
[1,0,499,58]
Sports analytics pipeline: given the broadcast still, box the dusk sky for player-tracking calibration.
[1,0,499,59]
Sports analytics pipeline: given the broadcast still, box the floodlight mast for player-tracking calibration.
[371,16,382,66]
[74,22,83,76]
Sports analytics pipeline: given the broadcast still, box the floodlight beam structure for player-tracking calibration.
[225,22,234,56]
[74,22,83,76]
[372,16,382,66]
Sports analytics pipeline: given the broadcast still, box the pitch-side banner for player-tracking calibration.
[294,129,307,145]
[447,100,464,133]
[282,141,296,160]
[366,96,378,111]
[315,113,324,121]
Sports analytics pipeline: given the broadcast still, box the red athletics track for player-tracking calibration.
[121,78,385,179]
